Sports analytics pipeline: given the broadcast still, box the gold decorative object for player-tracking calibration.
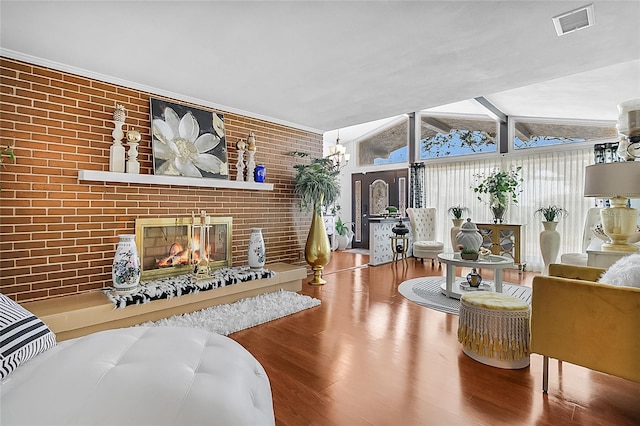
[125,127,141,174]
[247,132,256,151]
[135,216,232,280]
[246,132,256,182]
[305,202,331,285]
[126,128,141,144]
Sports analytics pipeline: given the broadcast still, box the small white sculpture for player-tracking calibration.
[125,128,141,174]
[236,139,246,181]
[110,105,126,173]
[246,132,256,183]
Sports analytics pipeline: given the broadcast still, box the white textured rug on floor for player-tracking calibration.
[344,248,369,255]
[398,276,532,315]
[139,290,320,336]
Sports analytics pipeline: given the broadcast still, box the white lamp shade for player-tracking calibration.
[584,162,640,198]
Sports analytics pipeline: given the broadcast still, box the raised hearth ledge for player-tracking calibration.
[78,170,274,191]
[23,263,304,342]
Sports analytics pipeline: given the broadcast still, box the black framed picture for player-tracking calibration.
[150,97,229,179]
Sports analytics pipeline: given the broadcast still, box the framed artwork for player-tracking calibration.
[135,216,233,280]
[150,98,229,179]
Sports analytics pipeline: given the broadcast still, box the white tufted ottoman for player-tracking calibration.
[457,292,530,369]
[412,240,445,264]
[2,326,275,425]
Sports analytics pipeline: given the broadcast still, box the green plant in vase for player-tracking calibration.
[334,217,354,250]
[447,205,470,220]
[534,205,568,222]
[460,246,479,260]
[472,166,523,223]
[535,205,567,274]
[292,151,341,285]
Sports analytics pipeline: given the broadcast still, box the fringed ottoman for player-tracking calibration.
[457,292,530,369]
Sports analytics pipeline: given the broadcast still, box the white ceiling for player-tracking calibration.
[1,1,639,133]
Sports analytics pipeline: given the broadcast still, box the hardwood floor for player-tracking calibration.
[232,252,640,425]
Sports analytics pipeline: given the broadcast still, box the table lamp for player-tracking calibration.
[584,161,640,252]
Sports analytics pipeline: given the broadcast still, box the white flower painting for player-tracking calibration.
[150,98,229,179]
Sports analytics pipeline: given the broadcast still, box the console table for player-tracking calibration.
[476,223,524,270]
[587,249,632,268]
[368,217,412,266]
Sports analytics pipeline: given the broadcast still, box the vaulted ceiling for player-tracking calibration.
[1,1,639,133]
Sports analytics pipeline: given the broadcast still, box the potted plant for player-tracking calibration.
[334,217,354,250]
[447,208,470,252]
[472,166,523,223]
[534,205,568,273]
[534,205,568,222]
[292,151,341,285]
[460,247,479,261]
[447,205,470,221]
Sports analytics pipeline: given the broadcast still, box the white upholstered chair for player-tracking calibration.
[559,207,603,266]
[406,207,445,265]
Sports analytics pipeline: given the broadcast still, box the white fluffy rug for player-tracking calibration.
[139,290,320,336]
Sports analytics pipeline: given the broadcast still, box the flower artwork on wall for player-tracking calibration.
[150,98,229,179]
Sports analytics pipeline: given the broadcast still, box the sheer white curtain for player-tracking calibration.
[423,147,594,271]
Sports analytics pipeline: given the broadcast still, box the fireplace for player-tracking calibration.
[135,216,232,280]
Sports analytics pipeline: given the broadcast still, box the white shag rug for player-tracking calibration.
[139,290,320,336]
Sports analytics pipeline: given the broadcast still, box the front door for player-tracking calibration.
[351,169,408,249]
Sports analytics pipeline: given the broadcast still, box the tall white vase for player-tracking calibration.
[450,218,464,251]
[112,234,141,293]
[540,221,560,275]
[248,228,265,270]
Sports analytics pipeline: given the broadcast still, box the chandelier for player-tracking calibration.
[327,132,350,169]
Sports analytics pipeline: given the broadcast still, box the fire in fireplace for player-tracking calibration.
[135,216,232,280]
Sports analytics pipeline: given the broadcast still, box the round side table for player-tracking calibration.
[390,236,409,263]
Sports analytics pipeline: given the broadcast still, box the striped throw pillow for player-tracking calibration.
[1,293,56,380]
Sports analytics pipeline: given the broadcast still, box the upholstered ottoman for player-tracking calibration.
[2,327,275,425]
[457,292,530,369]
[412,240,445,264]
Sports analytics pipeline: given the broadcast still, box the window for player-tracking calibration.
[419,114,498,160]
[511,117,616,150]
[357,116,409,166]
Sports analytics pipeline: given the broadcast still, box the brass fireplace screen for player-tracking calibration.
[135,216,232,280]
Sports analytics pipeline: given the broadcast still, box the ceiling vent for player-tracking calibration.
[552,4,595,36]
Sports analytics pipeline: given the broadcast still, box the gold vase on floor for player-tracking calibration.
[305,202,331,285]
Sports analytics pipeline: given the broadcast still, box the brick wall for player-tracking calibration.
[0,57,320,302]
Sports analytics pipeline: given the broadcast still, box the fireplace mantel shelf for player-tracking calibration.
[78,170,274,191]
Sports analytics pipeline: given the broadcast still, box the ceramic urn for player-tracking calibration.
[455,218,483,251]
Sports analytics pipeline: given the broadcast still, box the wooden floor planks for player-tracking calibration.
[231,252,640,425]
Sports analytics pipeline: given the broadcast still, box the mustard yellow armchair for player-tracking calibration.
[530,263,640,393]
